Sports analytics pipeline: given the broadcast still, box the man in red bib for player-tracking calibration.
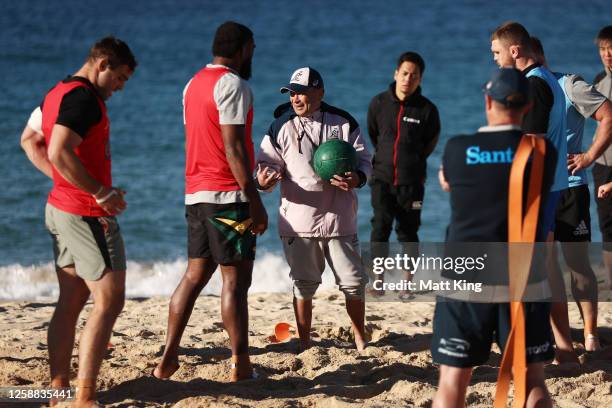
[20,37,136,407]
[154,21,267,382]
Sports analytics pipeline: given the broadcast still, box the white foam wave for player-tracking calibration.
[0,251,337,301]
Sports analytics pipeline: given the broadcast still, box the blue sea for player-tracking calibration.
[0,0,609,299]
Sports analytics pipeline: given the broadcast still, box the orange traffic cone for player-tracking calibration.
[274,322,296,342]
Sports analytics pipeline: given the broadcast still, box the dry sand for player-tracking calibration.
[0,291,610,407]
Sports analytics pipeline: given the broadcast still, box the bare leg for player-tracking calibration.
[433,365,472,408]
[74,268,125,405]
[220,260,253,381]
[525,363,552,408]
[345,298,367,351]
[293,297,312,350]
[561,242,600,351]
[154,257,217,378]
[47,266,90,406]
[603,249,612,290]
[367,273,386,297]
[549,302,579,363]
[547,238,579,364]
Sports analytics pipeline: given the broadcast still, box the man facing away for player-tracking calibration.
[367,52,440,295]
[591,25,612,290]
[256,67,372,351]
[490,21,576,364]
[432,68,556,408]
[154,21,267,382]
[490,21,567,231]
[531,36,612,357]
[20,36,136,407]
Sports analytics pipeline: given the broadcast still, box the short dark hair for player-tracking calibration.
[491,21,531,51]
[396,52,425,76]
[88,36,137,71]
[596,25,612,42]
[212,21,253,58]
[530,36,544,58]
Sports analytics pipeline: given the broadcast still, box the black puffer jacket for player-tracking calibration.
[367,84,440,185]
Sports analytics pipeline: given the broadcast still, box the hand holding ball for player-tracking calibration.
[312,139,358,181]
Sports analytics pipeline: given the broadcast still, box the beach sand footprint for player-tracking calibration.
[202,321,225,334]
[1,292,610,407]
[297,347,332,372]
[317,325,354,343]
[137,329,156,338]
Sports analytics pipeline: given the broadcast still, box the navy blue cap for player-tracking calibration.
[483,68,529,107]
[280,67,324,93]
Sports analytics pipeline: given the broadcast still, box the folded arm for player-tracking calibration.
[47,124,126,214]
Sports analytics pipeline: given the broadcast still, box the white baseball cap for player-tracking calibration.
[280,67,324,93]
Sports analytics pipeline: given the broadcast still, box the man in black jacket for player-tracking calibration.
[367,52,440,293]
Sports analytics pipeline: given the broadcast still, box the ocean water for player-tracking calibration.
[0,0,609,299]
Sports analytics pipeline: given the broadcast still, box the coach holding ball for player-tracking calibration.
[255,67,372,351]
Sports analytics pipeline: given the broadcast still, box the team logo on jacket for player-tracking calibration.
[330,126,340,139]
[403,117,420,124]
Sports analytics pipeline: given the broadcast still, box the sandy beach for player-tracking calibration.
[1,291,610,407]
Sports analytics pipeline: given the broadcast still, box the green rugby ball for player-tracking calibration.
[312,139,358,181]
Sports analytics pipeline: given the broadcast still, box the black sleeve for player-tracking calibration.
[55,87,102,139]
[367,97,379,148]
[423,104,441,157]
[522,77,553,134]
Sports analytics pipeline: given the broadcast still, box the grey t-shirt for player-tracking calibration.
[563,74,607,186]
[564,74,606,118]
[594,68,612,166]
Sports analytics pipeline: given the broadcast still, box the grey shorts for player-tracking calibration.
[282,235,369,298]
[45,203,127,280]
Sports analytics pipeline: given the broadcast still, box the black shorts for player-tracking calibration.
[593,163,612,244]
[554,185,591,242]
[431,300,554,368]
[186,202,256,264]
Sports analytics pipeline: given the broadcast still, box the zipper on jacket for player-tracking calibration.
[393,105,404,186]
